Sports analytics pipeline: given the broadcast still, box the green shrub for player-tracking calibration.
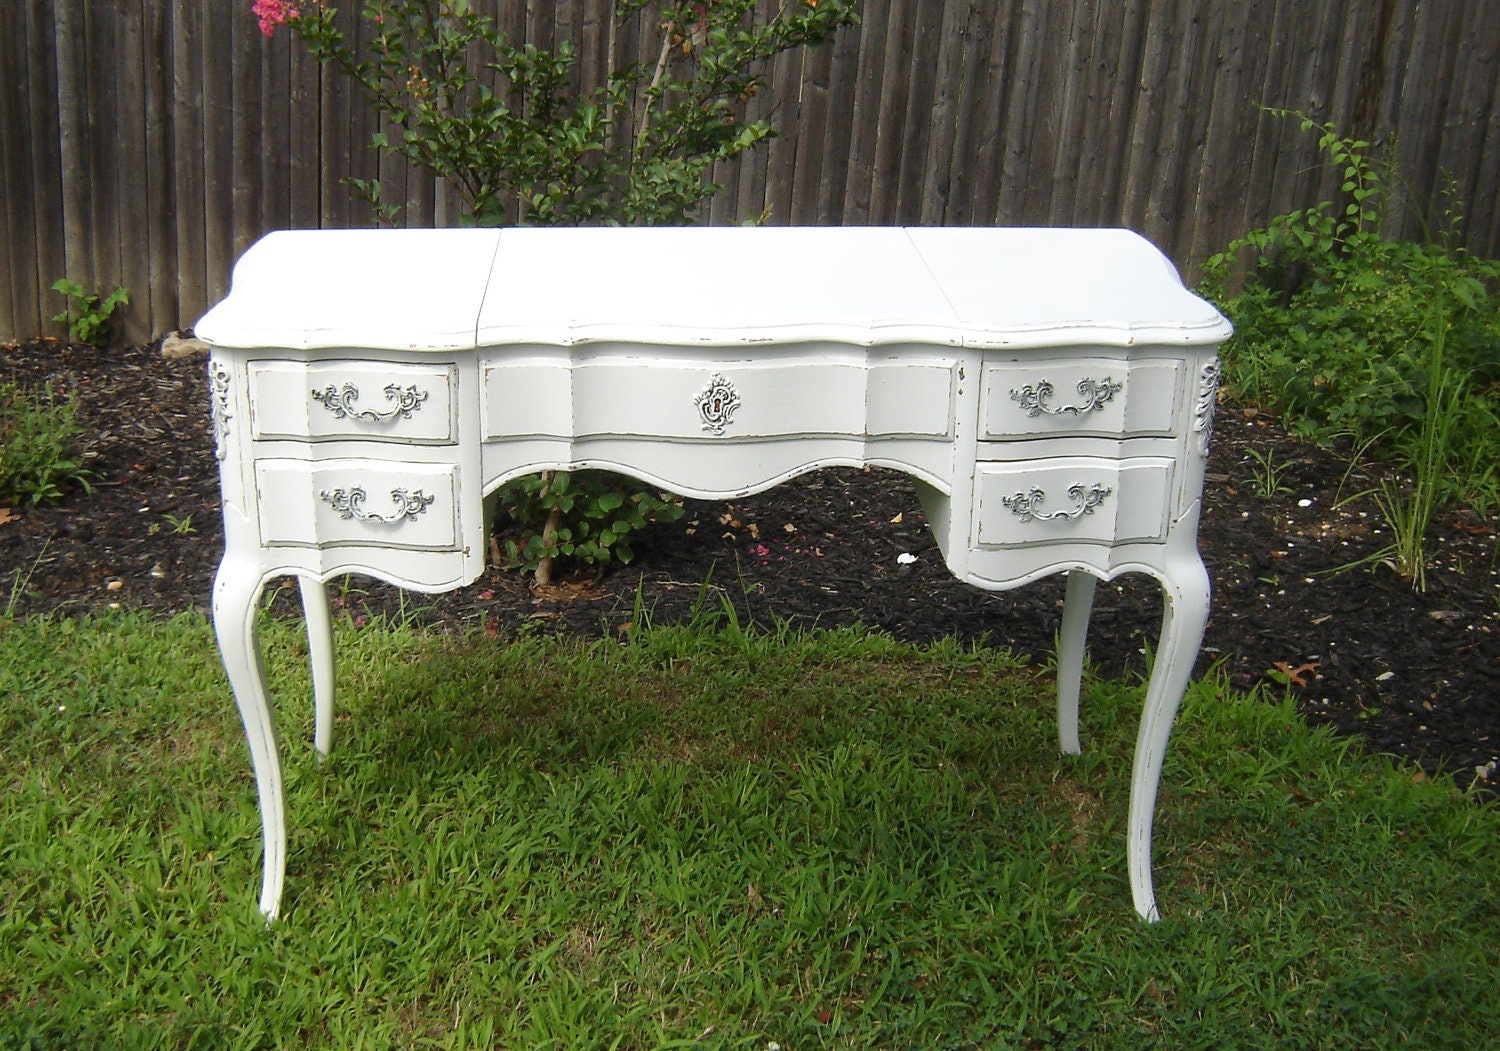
[494,469,685,575]
[0,382,93,505]
[284,0,860,229]
[269,0,861,581]
[1199,111,1500,513]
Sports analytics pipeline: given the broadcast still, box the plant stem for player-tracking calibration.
[535,470,565,586]
[633,20,676,166]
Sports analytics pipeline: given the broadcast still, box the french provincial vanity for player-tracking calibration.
[197,226,1231,923]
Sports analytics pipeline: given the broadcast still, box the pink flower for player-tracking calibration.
[252,0,299,38]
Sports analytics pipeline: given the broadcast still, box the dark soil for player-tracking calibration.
[5,339,1499,795]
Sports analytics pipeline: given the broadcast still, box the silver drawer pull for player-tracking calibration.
[1002,483,1112,523]
[319,486,435,525]
[311,382,429,423]
[1010,377,1122,417]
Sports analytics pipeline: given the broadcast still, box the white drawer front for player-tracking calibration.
[980,358,1181,439]
[482,359,954,440]
[576,362,870,439]
[974,457,1172,547]
[254,459,459,549]
[248,361,457,443]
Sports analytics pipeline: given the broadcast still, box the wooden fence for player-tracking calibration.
[3,0,1499,345]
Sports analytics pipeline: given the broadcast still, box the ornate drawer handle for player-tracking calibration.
[1001,483,1112,523]
[319,486,435,524]
[1010,377,1122,417]
[311,382,429,423]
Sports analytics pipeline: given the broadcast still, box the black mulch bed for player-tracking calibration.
[5,339,1499,796]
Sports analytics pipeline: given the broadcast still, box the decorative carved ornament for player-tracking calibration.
[209,359,233,461]
[1193,358,1221,455]
[694,373,741,436]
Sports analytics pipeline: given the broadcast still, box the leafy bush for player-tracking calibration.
[0,382,93,505]
[494,469,685,573]
[1199,111,1500,512]
[284,0,860,228]
[266,0,860,580]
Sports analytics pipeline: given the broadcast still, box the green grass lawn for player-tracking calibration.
[2,609,1497,1049]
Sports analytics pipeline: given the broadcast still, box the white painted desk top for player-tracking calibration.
[199,226,1231,923]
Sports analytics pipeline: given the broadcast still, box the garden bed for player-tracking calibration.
[4,337,1498,794]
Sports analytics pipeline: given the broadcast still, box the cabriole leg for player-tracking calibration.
[299,575,336,759]
[213,562,287,921]
[1127,559,1211,923]
[1056,571,1097,755]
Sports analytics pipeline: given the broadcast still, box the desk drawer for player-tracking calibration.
[248,361,457,443]
[254,459,460,549]
[973,457,1172,548]
[979,357,1180,440]
[482,358,955,440]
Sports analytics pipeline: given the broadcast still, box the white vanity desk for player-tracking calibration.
[197,226,1230,923]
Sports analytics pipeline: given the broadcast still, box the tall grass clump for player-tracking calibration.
[1199,109,1500,585]
[0,380,93,505]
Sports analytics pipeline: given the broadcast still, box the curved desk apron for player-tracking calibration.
[197,226,1231,922]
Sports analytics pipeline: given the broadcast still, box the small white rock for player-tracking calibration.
[160,331,210,360]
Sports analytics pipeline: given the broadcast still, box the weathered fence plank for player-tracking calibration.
[171,0,207,335]
[203,4,236,307]
[52,2,93,301]
[116,1,152,339]
[3,0,1499,344]
[143,0,176,335]
[1439,3,1500,248]
[1,3,35,337]
[958,2,1015,228]
[1478,53,1500,252]
[84,2,122,304]
[762,40,806,223]
[835,0,888,225]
